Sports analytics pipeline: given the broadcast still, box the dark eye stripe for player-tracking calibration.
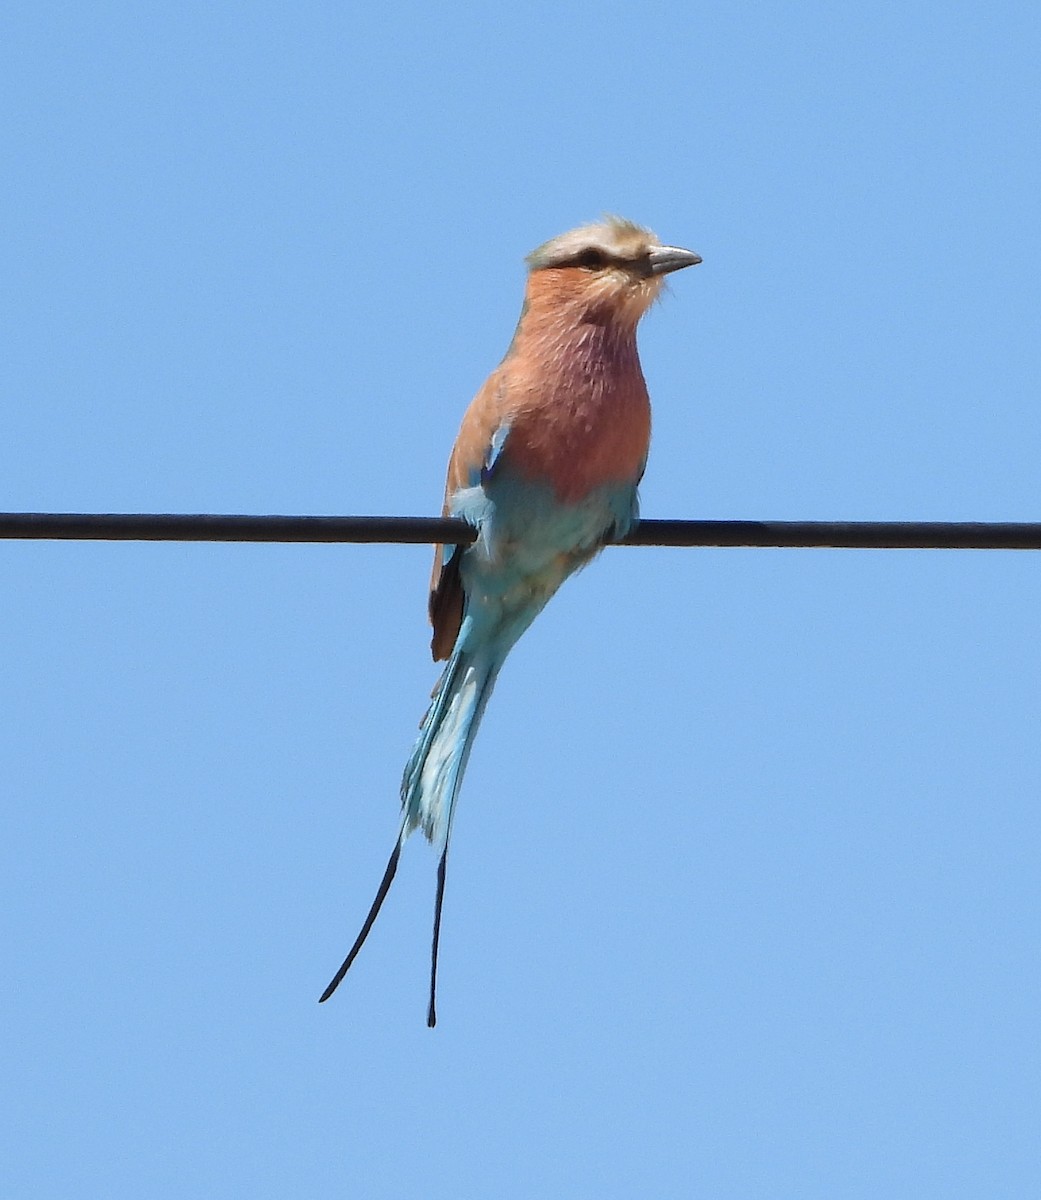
[575,248,607,270]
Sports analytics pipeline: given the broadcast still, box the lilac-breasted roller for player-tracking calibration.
[320,217,700,1024]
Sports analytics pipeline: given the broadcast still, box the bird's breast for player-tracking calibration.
[501,330,651,504]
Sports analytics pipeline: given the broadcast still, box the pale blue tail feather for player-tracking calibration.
[399,632,508,1027]
[401,638,506,847]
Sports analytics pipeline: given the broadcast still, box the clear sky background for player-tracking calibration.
[2,3,1039,1197]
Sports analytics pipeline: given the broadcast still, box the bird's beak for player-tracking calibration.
[648,245,703,275]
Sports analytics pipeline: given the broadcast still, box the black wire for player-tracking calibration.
[0,513,466,545]
[1,512,1040,549]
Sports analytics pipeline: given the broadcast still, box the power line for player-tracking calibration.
[1,512,1040,549]
[0,512,465,545]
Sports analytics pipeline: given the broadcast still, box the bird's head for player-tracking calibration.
[524,216,701,331]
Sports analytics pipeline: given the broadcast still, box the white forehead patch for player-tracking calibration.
[526,217,660,270]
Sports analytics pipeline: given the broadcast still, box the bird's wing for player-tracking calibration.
[428,369,509,660]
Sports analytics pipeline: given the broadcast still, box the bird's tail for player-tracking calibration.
[401,642,504,847]
[318,637,505,1024]
[402,642,504,1026]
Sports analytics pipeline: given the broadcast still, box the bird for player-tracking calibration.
[319,216,700,1025]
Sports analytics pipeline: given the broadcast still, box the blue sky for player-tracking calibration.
[2,2,1039,1197]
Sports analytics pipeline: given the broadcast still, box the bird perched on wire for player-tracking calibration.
[320,216,701,1024]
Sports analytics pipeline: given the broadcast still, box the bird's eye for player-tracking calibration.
[575,248,606,270]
